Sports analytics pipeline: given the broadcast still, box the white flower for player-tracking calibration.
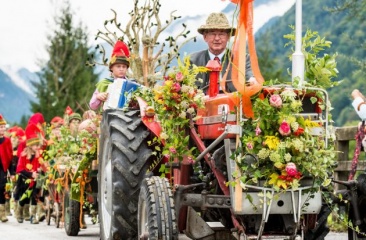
[280,89,297,101]
[291,122,299,132]
[284,153,292,162]
[291,138,304,152]
[179,111,187,119]
[160,132,169,140]
[187,107,195,114]
[180,101,189,109]
[269,152,281,162]
[181,85,190,93]
[257,148,269,160]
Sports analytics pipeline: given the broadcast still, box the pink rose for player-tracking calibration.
[169,147,177,154]
[285,162,298,177]
[255,126,262,136]
[269,94,282,108]
[172,82,181,92]
[246,142,253,150]
[175,72,184,82]
[279,121,291,136]
[187,156,194,164]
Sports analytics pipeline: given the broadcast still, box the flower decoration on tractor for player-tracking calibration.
[135,56,207,166]
[239,87,337,191]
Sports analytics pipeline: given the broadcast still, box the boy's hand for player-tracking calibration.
[97,92,109,102]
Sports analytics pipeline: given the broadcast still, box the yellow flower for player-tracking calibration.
[165,80,173,88]
[268,172,279,185]
[264,136,280,150]
[304,119,321,127]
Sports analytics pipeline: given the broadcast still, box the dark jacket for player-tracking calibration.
[190,49,253,92]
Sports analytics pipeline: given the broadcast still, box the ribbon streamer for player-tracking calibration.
[221,0,264,118]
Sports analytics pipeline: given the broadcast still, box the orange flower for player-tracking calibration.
[26,163,33,171]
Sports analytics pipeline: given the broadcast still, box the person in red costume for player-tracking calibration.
[15,123,47,224]
[17,112,47,158]
[0,115,13,222]
[5,125,25,217]
[14,112,47,221]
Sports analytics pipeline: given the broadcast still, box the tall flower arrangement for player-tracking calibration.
[136,56,206,163]
[239,88,337,191]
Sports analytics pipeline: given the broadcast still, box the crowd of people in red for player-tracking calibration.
[0,108,99,225]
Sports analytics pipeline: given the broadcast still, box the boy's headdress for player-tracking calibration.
[109,40,130,70]
[25,123,42,146]
[0,114,6,125]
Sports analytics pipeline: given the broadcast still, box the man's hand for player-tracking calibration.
[246,77,257,86]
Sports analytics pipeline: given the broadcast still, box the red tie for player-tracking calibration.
[214,56,220,64]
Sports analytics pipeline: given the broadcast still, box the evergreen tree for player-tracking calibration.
[256,32,283,82]
[31,1,99,122]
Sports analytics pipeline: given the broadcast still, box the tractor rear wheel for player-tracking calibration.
[98,109,153,240]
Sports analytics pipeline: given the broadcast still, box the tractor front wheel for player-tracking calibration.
[138,176,178,239]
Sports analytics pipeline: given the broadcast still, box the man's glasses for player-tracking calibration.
[206,31,228,39]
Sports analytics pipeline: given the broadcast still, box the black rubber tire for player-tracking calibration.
[348,195,366,240]
[64,188,80,236]
[138,176,178,239]
[304,204,331,240]
[98,109,153,240]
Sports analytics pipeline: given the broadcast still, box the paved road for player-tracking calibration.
[0,211,347,240]
[0,213,99,240]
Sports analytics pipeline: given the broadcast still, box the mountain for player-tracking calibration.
[0,0,294,125]
[0,67,38,124]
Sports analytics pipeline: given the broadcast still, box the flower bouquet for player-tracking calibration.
[135,56,206,168]
[238,87,337,191]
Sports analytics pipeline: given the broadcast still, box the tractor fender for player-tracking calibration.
[136,96,162,138]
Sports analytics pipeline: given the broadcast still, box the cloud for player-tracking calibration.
[0,0,231,72]
[0,0,295,72]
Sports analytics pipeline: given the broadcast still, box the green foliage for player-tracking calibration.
[284,27,339,89]
[135,56,206,162]
[255,0,366,126]
[31,1,100,122]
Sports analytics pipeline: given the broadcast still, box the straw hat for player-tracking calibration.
[197,13,236,36]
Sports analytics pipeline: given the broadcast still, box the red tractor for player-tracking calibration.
[97,77,333,240]
[97,1,334,239]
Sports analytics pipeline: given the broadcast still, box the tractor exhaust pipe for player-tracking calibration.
[292,0,305,87]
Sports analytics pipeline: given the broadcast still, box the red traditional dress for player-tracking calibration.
[0,115,12,206]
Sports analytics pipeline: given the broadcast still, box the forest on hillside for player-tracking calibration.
[255,0,366,126]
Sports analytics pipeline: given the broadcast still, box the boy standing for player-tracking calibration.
[89,40,130,110]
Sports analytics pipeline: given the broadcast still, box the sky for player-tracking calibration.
[0,0,295,72]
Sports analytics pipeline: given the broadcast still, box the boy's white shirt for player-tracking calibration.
[352,97,366,120]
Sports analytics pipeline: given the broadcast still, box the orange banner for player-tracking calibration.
[222,0,264,118]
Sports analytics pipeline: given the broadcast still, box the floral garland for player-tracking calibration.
[135,56,207,167]
[43,118,98,200]
[239,88,337,191]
